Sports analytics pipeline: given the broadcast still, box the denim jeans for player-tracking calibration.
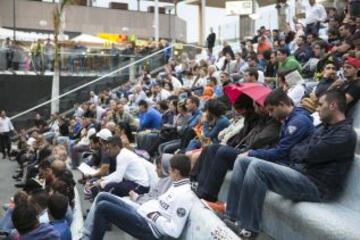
[83,192,123,240]
[225,156,321,233]
[89,193,158,240]
[0,208,14,233]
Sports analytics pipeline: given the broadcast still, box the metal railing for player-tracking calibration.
[7,44,203,129]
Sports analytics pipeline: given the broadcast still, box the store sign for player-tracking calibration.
[225,1,253,16]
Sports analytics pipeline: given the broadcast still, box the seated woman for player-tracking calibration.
[185,99,230,152]
[191,95,281,202]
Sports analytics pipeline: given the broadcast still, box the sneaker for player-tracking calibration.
[239,229,258,240]
[223,218,239,233]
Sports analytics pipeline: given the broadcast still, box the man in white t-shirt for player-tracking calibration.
[0,110,15,159]
[96,136,150,197]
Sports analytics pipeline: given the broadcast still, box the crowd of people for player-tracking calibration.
[0,37,170,74]
[0,1,360,239]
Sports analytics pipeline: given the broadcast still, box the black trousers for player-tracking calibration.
[0,132,11,157]
[194,144,241,201]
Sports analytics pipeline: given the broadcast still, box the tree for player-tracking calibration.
[51,0,75,113]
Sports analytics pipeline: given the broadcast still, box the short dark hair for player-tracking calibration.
[322,90,347,113]
[29,189,49,211]
[158,100,169,111]
[205,99,226,117]
[107,136,123,149]
[245,67,259,80]
[264,89,293,106]
[233,94,254,112]
[170,154,191,177]
[277,47,290,56]
[48,193,68,220]
[138,100,148,108]
[12,201,39,235]
[39,159,51,170]
[187,96,200,107]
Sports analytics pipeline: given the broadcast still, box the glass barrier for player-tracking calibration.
[6,44,202,130]
[0,46,165,76]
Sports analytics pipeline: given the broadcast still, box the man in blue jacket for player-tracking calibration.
[223,90,357,239]
[138,100,162,130]
[247,89,314,163]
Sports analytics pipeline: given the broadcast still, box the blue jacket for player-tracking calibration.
[50,220,72,240]
[202,116,230,142]
[22,223,60,240]
[248,107,314,163]
[187,110,201,130]
[139,107,162,130]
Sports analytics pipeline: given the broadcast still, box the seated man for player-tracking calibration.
[138,100,162,130]
[12,200,60,240]
[223,90,357,239]
[89,154,196,240]
[95,136,150,197]
[48,193,71,240]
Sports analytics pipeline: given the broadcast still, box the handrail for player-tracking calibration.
[9,43,204,121]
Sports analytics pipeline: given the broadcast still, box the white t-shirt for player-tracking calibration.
[102,148,150,187]
[0,117,14,133]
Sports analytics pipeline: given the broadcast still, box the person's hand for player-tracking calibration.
[329,79,343,90]
[96,179,104,189]
[200,112,208,123]
[129,190,139,201]
[309,92,318,102]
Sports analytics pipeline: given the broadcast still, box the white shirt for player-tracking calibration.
[137,179,196,239]
[171,76,182,89]
[90,95,99,105]
[304,3,327,25]
[96,106,106,123]
[102,148,149,187]
[258,70,265,84]
[155,89,171,102]
[0,117,14,133]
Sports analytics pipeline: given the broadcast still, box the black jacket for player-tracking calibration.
[291,118,357,199]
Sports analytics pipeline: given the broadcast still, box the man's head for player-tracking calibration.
[277,48,289,62]
[321,62,337,79]
[339,24,352,38]
[296,35,306,47]
[312,41,326,57]
[309,0,316,6]
[89,91,95,97]
[264,89,294,121]
[343,57,360,80]
[116,102,124,114]
[186,96,200,113]
[39,160,52,179]
[12,201,39,235]
[306,33,317,45]
[317,90,346,124]
[0,110,6,118]
[138,100,149,113]
[247,55,257,68]
[105,136,123,158]
[220,72,230,84]
[243,68,259,83]
[233,94,254,116]
[48,193,68,221]
[169,154,191,181]
[51,159,66,179]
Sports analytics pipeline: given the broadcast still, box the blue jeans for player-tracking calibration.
[225,156,321,233]
[89,193,158,240]
[83,192,121,240]
[0,208,14,233]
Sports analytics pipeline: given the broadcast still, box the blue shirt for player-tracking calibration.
[50,220,71,240]
[249,107,314,163]
[22,223,60,240]
[187,110,201,130]
[202,115,230,142]
[139,107,162,130]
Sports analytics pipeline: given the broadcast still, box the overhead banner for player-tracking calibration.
[225,1,253,16]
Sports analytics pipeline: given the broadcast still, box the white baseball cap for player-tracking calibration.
[96,128,112,141]
[87,128,97,138]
